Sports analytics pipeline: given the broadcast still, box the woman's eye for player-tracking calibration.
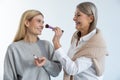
[77,15,80,17]
[38,20,41,22]
[75,14,80,17]
[37,19,44,24]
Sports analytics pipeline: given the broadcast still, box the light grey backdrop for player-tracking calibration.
[0,0,120,80]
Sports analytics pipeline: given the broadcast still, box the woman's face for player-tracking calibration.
[73,8,93,33]
[25,15,44,35]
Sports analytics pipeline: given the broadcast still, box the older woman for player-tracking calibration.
[53,2,108,80]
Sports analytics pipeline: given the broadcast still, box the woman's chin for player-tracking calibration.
[38,33,42,35]
[35,32,42,35]
[75,26,79,30]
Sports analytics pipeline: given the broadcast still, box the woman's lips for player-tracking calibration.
[75,22,81,25]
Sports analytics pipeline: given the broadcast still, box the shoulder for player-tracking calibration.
[38,40,54,50]
[7,40,23,50]
[39,39,52,46]
[6,42,20,55]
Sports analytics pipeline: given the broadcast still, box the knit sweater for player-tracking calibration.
[4,40,62,80]
[64,29,108,80]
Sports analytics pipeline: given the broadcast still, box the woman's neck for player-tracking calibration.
[80,30,89,37]
[76,30,88,46]
[24,32,38,43]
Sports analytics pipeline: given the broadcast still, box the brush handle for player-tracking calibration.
[45,24,64,32]
[47,25,54,30]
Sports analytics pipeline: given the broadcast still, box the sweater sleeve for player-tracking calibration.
[43,41,62,77]
[3,45,18,80]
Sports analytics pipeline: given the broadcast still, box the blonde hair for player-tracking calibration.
[77,2,97,32]
[13,10,44,42]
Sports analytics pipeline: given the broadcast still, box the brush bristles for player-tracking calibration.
[45,24,49,28]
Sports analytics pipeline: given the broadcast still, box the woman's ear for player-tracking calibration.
[24,20,30,27]
[89,15,94,23]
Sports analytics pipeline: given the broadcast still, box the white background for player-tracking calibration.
[0,0,120,80]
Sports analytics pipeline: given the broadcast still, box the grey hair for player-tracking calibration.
[77,2,98,32]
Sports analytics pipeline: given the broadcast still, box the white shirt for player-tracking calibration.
[55,29,104,80]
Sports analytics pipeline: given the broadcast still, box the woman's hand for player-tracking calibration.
[34,57,46,67]
[52,27,63,50]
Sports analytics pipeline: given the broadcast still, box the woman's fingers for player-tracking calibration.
[34,57,46,67]
[54,27,62,34]
[55,27,63,37]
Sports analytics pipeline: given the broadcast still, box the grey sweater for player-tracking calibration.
[3,39,62,80]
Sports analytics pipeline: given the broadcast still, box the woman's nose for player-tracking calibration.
[40,24,44,29]
[73,16,76,21]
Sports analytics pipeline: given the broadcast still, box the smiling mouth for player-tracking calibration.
[75,22,81,25]
[37,28,42,29]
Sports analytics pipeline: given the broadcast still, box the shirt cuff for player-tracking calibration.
[54,47,68,61]
[43,59,50,67]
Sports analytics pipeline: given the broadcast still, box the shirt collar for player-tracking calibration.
[80,29,96,42]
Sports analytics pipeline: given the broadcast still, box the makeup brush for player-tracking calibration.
[45,24,64,32]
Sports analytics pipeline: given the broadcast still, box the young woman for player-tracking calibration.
[3,9,61,80]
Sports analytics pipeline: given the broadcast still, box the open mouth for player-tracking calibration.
[75,22,81,25]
